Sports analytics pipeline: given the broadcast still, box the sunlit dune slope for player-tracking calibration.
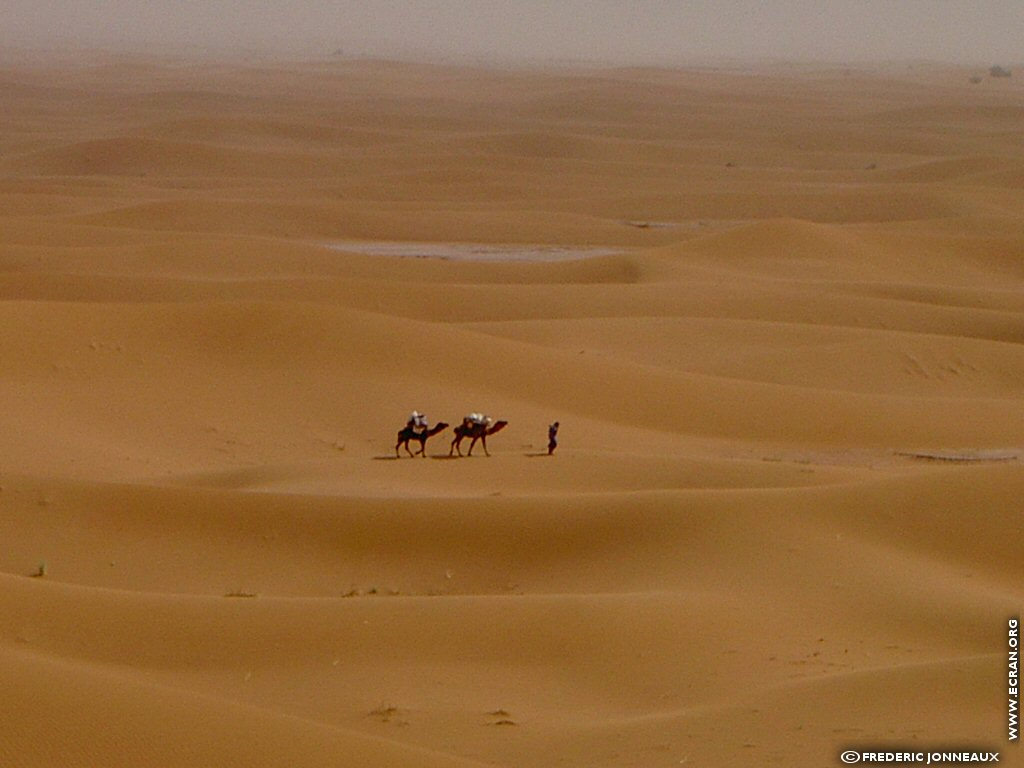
[0,56,1021,768]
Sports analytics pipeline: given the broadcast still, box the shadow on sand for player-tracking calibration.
[376,452,554,460]
[378,454,461,460]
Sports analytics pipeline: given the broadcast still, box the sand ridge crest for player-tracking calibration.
[0,55,1022,767]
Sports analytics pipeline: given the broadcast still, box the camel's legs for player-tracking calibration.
[480,435,490,457]
[399,430,437,458]
[450,436,462,456]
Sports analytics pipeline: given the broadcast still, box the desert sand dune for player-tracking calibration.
[0,55,1021,767]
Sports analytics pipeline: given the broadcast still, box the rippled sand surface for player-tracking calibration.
[0,55,1021,767]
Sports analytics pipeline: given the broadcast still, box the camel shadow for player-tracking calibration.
[381,452,553,460]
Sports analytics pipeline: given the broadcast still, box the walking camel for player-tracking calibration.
[449,420,508,457]
[395,422,449,458]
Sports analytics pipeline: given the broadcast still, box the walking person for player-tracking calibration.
[547,421,559,455]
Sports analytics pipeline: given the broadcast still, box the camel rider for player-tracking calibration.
[408,410,428,434]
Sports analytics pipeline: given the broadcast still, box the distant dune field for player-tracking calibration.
[0,55,1021,767]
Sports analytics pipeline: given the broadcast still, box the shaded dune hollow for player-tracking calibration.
[0,56,1022,768]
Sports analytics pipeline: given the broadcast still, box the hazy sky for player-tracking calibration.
[3,1,1022,64]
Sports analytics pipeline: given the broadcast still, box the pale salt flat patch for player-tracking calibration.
[895,449,1020,463]
[622,220,682,229]
[325,241,620,262]
[623,218,744,233]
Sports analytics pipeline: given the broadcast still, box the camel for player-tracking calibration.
[449,420,508,457]
[395,422,449,458]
